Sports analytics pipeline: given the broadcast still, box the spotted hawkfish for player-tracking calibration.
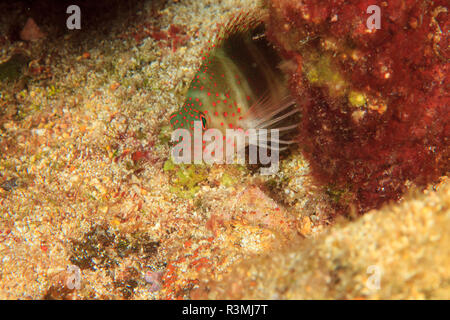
[169,11,299,152]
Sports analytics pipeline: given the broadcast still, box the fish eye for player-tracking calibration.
[200,114,207,130]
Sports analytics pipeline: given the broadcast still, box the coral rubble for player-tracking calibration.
[193,178,450,299]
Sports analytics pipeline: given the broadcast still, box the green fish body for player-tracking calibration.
[170,12,298,150]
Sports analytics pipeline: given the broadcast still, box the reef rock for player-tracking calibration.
[266,0,449,213]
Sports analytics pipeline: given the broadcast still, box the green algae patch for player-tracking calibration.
[348,91,366,107]
[220,173,234,187]
[0,53,29,82]
[325,183,353,206]
[46,85,61,98]
[163,158,176,172]
[158,125,172,145]
[164,158,209,198]
[304,53,348,98]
